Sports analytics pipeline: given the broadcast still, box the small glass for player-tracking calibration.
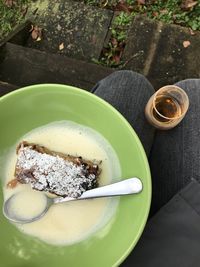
[145,85,189,130]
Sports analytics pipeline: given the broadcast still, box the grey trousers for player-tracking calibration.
[92,71,200,267]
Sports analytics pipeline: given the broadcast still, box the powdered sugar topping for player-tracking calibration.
[16,146,97,198]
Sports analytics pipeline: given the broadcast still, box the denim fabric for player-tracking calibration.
[150,79,200,213]
[92,71,200,267]
[93,70,155,157]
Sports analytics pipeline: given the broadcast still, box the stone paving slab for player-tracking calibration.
[122,16,200,89]
[26,0,113,62]
[148,23,200,89]
[122,16,160,75]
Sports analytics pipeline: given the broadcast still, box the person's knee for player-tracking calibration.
[111,70,147,83]
[175,79,200,94]
[94,70,154,96]
[105,70,154,91]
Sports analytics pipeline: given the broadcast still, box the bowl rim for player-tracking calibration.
[0,83,152,266]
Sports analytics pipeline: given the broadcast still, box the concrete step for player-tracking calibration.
[122,16,200,89]
[26,0,113,62]
[0,42,113,91]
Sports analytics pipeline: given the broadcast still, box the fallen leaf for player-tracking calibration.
[152,11,159,17]
[115,1,133,13]
[112,55,121,64]
[189,28,196,35]
[183,40,191,48]
[181,0,198,10]
[4,0,16,7]
[59,42,64,50]
[137,0,146,4]
[36,36,42,42]
[31,30,38,40]
[31,26,42,41]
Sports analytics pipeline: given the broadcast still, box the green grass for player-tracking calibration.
[0,0,30,40]
[112,11,135,42]
[84,0,200,31]
[99,11,135,66]
[140,0,200,31]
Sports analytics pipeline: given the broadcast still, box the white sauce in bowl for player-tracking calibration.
[3,121,121,245]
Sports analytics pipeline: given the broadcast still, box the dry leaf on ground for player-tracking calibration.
[113,55,121,64]
[183,40,191,48]
[189,28,196,35]
[31,26,42,41]
[115,1,134,13]
[59,42,64,50]
[181,0,198,10]
[152,11,159,17]
[137,0,146,4]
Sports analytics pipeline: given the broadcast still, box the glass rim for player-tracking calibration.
[152,85,189,120]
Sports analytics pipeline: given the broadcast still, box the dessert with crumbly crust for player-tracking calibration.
[7,141,100,198]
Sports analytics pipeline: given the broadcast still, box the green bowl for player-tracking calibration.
[0,84,151,267]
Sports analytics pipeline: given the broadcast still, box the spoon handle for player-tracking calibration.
[54,178,142,204]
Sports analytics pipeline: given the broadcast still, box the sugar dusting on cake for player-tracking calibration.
[16,145,97,198]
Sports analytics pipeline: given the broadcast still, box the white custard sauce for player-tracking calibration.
[3,121,121,245]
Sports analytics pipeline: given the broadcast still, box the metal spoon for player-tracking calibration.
[3,177,142,224]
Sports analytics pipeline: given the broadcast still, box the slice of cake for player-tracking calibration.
[8,141,100,198]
